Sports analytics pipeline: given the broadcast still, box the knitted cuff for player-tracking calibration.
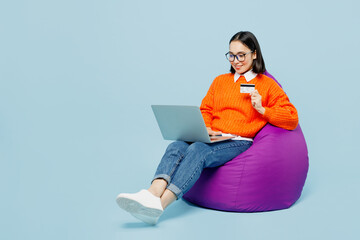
[262,107,273,122]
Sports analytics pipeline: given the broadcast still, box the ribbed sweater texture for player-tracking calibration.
[200,73,298,138]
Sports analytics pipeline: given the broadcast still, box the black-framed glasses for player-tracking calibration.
[225,51,253,62]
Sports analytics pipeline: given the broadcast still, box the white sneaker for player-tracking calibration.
[116,189,163,225]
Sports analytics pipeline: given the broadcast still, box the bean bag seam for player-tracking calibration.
[233,152,248,209]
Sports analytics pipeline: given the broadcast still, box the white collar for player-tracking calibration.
[234,70,257,83]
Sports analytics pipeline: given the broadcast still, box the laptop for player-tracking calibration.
[151,105,235,143]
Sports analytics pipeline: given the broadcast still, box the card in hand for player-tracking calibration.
[240,84,255,93]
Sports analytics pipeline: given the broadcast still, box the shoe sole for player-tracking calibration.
[131,213,159,225]
[116,196,163,224]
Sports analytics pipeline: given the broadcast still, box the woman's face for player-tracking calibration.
[229,41,257,74]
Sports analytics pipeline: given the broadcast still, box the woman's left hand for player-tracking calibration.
[250,90,265,115]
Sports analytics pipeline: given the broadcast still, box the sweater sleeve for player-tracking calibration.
[262,83,299,130]
[200,79,216,127]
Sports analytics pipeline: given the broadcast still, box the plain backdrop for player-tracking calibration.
[1,0,359,239]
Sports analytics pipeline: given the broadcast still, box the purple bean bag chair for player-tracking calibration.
[183,71,309,212]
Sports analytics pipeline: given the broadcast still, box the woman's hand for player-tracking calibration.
[250,90,265,115]
[206,127,222,136]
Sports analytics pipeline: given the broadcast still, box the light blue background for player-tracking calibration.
[1,0,359,239]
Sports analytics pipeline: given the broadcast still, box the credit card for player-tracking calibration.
[240,84,255,93]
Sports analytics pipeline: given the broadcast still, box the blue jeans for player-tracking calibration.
[153,140,253,199]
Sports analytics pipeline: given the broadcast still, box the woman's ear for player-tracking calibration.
[253,50,257,60]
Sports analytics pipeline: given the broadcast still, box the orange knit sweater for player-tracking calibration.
[200,73,298,138]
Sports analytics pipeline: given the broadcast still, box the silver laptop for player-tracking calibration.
[151,105,234,143]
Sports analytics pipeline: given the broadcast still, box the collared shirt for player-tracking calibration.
[234,70,257,83]
[222,133,254,142]
[226,69,257,141]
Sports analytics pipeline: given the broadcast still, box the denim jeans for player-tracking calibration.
[153,140,253,199]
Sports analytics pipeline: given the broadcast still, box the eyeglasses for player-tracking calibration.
[225,51,253,62]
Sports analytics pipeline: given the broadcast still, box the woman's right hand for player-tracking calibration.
[206,127,222,136]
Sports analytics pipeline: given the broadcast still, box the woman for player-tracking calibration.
[116,31,298,225]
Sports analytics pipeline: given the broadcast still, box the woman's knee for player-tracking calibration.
[185,142,210,155]
[166,141,189,153]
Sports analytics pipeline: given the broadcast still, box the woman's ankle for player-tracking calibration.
[148,179,168,197]
[160,189,177,209]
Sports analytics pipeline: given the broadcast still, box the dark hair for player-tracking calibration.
[229,31,266,74]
